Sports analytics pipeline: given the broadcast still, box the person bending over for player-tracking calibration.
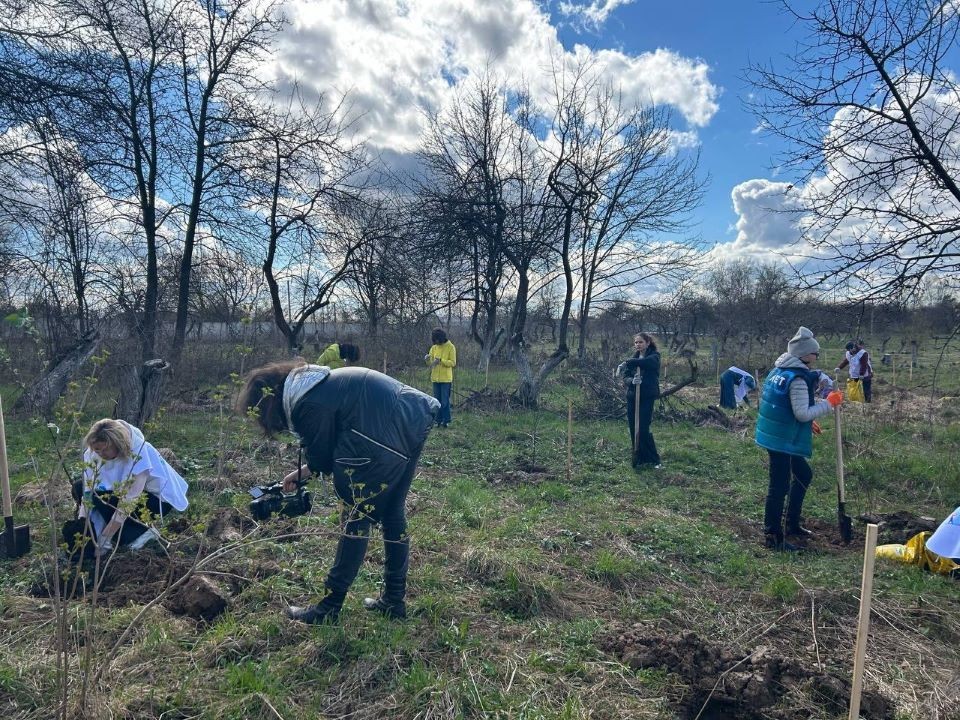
[238,360,439,624]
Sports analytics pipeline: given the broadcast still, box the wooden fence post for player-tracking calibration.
[849,523,879,720]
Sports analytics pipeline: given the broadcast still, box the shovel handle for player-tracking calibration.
[0,396,11,519]
[834,403,846,504]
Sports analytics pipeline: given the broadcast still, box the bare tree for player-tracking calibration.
[416,74,516,371]
[747,0,960,298]
[232,92,365,353]
[169,0,284,364]
[571,94,704,359]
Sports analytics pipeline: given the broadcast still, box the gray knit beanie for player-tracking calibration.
[787,326,820,358]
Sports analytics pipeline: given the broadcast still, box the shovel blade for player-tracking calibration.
[0,524,31,559]
[838,507,853,544]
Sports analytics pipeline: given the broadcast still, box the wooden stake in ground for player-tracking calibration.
[849,523,878,720]
[382,352,387,375]
[0,396,12,557]
[892,356,896,386]
[566,399,573,483]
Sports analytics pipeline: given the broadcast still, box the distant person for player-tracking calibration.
[755,327,842,551]
[317,342,360,369]
[237,361,439,624]
[719,366,756,409]
[617,333,662,470]
[835,339,873,402]
[811,369,834,399]
[71,419,189,555]
[426,328,456,427]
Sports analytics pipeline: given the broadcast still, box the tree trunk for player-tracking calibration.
[13,331,101,419]
[116,358,171,427]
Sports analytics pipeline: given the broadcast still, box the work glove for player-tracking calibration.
[631,375,643,385]
[424,354,432,364]
[826,391,843,408]
[616,362,626,376]
[812,421,822,435]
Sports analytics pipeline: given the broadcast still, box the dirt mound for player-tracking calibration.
[601,626,893,720]
[204,507,255,543]
[167,574,230,621]
[858,511,938,545]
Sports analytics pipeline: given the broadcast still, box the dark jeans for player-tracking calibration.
[71,480,173,545]
[763,450,813,536]
[324,446,424,604]
[862,377,872,402]
[627,392,660,466]
[433,382,452,425]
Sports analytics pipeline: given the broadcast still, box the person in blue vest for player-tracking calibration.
[755,327,843,551]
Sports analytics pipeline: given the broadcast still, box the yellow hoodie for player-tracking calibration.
[427,340,456,383]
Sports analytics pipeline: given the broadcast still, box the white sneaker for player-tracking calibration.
[127,527,161,550]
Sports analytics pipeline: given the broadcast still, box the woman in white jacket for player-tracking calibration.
[79,418,189,553]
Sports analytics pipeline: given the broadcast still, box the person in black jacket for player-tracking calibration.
[617,333,662,470]
[238,360,439,624]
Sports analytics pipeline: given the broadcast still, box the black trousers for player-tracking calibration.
[763,450,813,536]
[862,377,872,402]
[71,480,173,545]
[627,392,660,466]
[323,446,423,603]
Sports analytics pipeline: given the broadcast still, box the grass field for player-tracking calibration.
[0,343,958,719]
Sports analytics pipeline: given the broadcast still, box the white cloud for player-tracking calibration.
[557,0,636,29]
[271,0,719,150]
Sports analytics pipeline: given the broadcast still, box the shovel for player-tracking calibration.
[833,385,854,544]
[0,396,31,559]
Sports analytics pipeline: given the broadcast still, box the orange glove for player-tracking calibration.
[812,421,822,435]
[827,391,843,408]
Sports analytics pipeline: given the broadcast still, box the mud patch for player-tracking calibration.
[601,626,893,720]
[167,574,230,621]
[204,507,255,543]
[858,511,938,545]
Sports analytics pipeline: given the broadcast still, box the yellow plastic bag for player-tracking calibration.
[846,378,865,403]
[875,531,960,576]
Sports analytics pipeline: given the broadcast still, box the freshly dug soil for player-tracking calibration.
[601,626,894,720]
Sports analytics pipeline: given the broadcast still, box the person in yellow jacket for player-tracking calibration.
[426,328,456,427]
[317,342,360,369]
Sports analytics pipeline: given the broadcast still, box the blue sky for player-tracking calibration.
[566,0,799,243]
[276,0,810,260]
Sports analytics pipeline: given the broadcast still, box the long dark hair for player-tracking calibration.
[236,359,305,435]
[634,332,658,354]
[431,327,447,345]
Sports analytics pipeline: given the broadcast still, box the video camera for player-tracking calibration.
[248,478,312,521]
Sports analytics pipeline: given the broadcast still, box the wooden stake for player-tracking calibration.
[485,362,489,389]
[382,352,387,375]
[715,355,720,383]
[892,357,896,386]
[566,399,573,483]
[849,523,879,720]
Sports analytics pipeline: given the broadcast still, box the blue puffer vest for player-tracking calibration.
[755,367,817,458]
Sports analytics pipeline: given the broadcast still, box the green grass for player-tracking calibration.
[1,359,958,720]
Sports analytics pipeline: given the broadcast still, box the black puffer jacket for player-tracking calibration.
[624,349,661,399]
[289,368,438,503]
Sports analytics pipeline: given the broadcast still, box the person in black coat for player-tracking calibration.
[238,360,439,624]
[617,333,662,469]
